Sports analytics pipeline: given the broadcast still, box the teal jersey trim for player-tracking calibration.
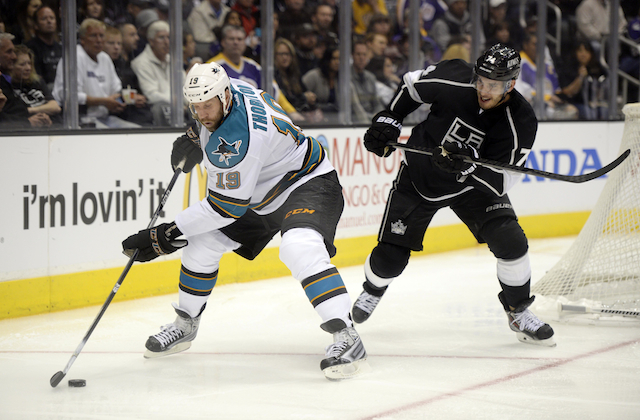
[205,86,250,169]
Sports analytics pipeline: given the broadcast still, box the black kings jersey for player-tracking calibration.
[389,59,538,200]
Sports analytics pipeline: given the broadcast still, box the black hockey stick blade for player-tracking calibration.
[50,371,65,387]
[388,142,631,183]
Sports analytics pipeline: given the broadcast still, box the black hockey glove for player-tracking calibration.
[171,126,202,173]
[433,140,479,177]
[364,110,403,157]
[122,222,187,262]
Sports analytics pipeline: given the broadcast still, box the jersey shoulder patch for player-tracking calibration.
[205,87,250,169]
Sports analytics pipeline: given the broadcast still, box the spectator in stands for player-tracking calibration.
[483,0,523,50]
[25,5,62,91]
[312,3,338,50]
[183,32,203,73]
[274,37,320,121]
[207,25,302,119]
[211,10,242,57]
[131,20,185,126]
[119,23,140,61]
[293,23,320,78]
[155,0,170,22]
[351,39,382,119]
[11,44,61,125]
[11,0,41,45]
[441,33,472,62]
[575,0,627,55]
[187,0,230,62]
[279,0,313,41]
[133,8,160,58]
[395,0,446,36]
[231,0,260,38]
[0,11,5,33]
[53,19,140,129]
[365,32,388,63]
[302,46,369,123]
[123,0,154,26]
[207,25,261,87]
[367,12,392,38]
[558,40,608,120]
[78,0,111,25]
[516,34,578,120]
[486,21,517,51]
[104,25,154,126]
[430,0,484,54]
[0,32,50,128]
[620,5,639,101]
[0,76,47,128]
[0,33,18,82]
[352,0,388,36]
[366,55,400,108]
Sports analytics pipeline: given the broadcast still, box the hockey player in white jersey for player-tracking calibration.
[122,62,367,380]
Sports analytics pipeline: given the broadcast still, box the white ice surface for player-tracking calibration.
[1,237,639,420]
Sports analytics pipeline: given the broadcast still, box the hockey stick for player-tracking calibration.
[559,303,640,318]
[388,142,631,183]
[50,164,184,388]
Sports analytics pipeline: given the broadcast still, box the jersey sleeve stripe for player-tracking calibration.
[207,190,251,219]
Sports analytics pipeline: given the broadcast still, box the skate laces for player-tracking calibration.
[511,309,545,332]
[355,293,381,313]
[153,324,184,346]
[325,329,355,358]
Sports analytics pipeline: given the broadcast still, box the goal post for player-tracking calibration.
[532,103,640,321]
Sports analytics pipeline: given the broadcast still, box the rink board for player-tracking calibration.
[0,121,624,319]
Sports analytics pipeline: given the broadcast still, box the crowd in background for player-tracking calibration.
[0,0,639,129]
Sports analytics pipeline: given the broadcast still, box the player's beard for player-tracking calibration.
[200,108,224,131]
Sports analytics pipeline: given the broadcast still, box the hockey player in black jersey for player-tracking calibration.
[352,43,556,347]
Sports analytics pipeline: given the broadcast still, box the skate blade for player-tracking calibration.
[516,333,557,347]
[323,358,371,381]
[143,342,192,359]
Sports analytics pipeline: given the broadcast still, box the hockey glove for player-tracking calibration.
[122,222,187,262]
[171,126,202,173]
[433,140,479,177]
[364,110,403,157]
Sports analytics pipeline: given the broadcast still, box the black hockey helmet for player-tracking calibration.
[473,43,521,81]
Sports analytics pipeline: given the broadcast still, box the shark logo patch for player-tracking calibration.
[213,137,243,165]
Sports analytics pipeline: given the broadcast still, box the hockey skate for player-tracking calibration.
[320,319,370,380]
[352,282,387,324]
[498,292,556,347]
[144,303,204,359]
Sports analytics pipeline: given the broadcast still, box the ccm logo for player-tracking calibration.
[285,208,316,218]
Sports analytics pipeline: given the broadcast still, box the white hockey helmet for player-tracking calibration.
[183,62,232,117]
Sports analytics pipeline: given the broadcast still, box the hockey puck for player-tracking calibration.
[68,379,86,387]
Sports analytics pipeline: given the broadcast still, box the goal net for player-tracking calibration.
[532,103,640,321]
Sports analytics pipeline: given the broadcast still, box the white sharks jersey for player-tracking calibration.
[175,79,334,237]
